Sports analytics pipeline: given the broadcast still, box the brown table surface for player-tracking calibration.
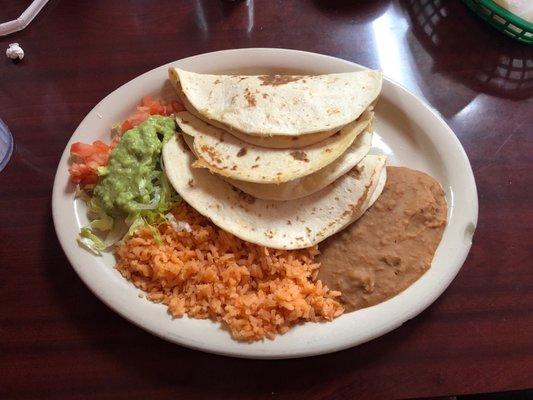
[1,1,532,399]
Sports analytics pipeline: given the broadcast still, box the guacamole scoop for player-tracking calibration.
[94,115,176,217]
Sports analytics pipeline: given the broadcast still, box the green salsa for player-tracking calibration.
[94,115,176,216]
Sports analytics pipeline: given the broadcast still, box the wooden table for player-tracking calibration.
[1,1,532,399]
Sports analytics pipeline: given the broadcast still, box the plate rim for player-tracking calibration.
[52,48,478,359]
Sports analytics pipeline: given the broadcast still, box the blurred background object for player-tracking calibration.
[195,0,254,37]
[404,0,532,118]
[462,0,533,43]
[493,0,533,22]
[0,0,49,36]
[0,119,13,172]
[312,0,390,22]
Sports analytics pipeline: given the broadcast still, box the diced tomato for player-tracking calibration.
[118,97,183,134]
[140,95,154,107]
[70,140,113,164]
[68,139,115,187]
[110,136,120,149]
[68,163,99,185]
[68,96,184,187]
[150,103,164,115]
[137,106,151,113]
[120,110,151,132]
[141,95,183,116]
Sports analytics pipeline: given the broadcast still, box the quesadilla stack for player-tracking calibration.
[163,68,387,250]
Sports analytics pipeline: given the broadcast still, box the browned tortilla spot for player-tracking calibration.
[237,148,247,157]
[238,190,255,204]
[258,75,303,86]
[200,145,222,164]
[244,88,256,107]
[290,151,309,162]
[348,167,361,179]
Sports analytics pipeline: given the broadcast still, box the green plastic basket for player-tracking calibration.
[463,0,533,44]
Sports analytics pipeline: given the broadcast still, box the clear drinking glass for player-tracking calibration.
[0,119,14,172]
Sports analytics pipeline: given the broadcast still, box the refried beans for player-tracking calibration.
[318,166,447,312]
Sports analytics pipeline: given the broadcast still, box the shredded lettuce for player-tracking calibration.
[90,217,113,231]
[132,186,161,211]
[76,117,181,253]
[97,166,109,176]
[76,173,179,252]
[165,212,192,233]
[124,215,147,239]
[77,227,107,255]
[147,224,163,245]
[159,173,178,211]
[86,197,114,230]
[121,172,181,241]
[75,186,91,202]
[104,219,128,246]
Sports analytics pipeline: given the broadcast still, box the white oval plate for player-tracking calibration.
[52,49,478,359]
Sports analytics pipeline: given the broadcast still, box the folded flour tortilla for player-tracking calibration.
[169,67,382,147]
[176,111,373,184]
[181,130,372,201]
[219,130,373,201]
[163,135,386,249]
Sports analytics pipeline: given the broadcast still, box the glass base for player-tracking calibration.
[0,118,14,172]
